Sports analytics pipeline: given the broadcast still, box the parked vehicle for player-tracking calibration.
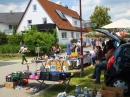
[95,29,130,96]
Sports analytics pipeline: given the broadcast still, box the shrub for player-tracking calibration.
[0,44,19,54]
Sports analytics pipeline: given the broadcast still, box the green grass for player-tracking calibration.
[37,65,105,97]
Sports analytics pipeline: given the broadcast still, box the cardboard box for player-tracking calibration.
[4,82,17,89]
[63,66,69,71]
[63,61,69,66]
[56,66,62,71]
[100,86,124,97]
[50,65,56,71]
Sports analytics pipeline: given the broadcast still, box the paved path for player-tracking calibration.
[0,47,92,97]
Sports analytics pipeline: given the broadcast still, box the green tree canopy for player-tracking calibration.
[90,6,112,30]
[23,26,57,55]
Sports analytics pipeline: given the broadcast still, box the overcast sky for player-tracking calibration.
[0,0,130,22]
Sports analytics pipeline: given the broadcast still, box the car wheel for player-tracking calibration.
[110,77,130,95]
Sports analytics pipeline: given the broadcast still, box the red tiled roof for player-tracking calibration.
[17,0,91,32]
[38,0,90,32]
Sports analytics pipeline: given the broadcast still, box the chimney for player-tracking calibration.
[57,1,62,5]
[65,5,68,8]
[10,10,13,14]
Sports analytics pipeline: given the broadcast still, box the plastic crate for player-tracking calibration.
[11,72,20,79]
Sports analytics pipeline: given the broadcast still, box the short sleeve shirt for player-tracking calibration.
[67,42,73,55]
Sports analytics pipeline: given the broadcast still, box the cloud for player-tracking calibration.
[109,2,130,21]
[71,0,130,21]
[0,1,28,12]
[71,0,99,20]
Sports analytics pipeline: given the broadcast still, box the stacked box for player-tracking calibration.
[4,82,18,89]
[100,87,124,97]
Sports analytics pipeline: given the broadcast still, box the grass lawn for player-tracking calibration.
[36,65,106,97]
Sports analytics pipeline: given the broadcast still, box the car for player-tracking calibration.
[95,29,130,96]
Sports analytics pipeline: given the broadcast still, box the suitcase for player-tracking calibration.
[49,72,71,81]
[40,72,50,80]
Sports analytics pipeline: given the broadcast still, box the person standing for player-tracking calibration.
[101,38,105,48]
[18,41,28,65]
[53,44,60,57]
[66,38,76,55]
[76,40,81,52]
[91,38,96,50]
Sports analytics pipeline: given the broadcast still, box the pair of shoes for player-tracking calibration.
[88,75,96,79]
[93,81,101,84]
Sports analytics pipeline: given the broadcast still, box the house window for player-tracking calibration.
[43,18,47,24]
[27,20,32,26]
[33,5,37,11]
[62,32,67,38]
[71,32,74,38]
[55,10,67,20]
[74,21,77,25]
[76,33,80,39]
[9,25,12,29]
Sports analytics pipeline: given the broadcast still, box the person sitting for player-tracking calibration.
[90,46,103,66]
[88,40,116,84]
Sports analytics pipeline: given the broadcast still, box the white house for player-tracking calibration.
[0,11,23,35]
[17,0,91,44]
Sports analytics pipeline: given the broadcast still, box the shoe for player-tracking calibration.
[93,81,101,84]
[88,75,96,79]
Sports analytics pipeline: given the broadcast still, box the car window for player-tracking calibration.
[114,41,120,48]
[113,44,130,71]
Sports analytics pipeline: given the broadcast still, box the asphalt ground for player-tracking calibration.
[0,46,92,97]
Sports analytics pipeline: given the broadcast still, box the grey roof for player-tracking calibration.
[0,12,24,25]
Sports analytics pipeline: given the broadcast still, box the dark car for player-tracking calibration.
[95,29,130,96]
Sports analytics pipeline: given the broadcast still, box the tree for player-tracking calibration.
[23,26,57,55]
[90,6,112,30]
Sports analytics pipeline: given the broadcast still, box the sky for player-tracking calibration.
[0,0,130,22]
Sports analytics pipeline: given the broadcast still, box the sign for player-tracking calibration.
[35,47,40,53]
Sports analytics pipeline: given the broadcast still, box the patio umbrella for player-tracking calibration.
[102,18,130,28]
[83,31,107,38]
[116,32,129,37]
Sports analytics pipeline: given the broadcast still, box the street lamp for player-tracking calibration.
[79,0,84,77]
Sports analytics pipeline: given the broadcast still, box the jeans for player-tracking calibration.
[93,61,107,83]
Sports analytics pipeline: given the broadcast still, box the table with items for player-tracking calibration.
[4,59,74,91]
